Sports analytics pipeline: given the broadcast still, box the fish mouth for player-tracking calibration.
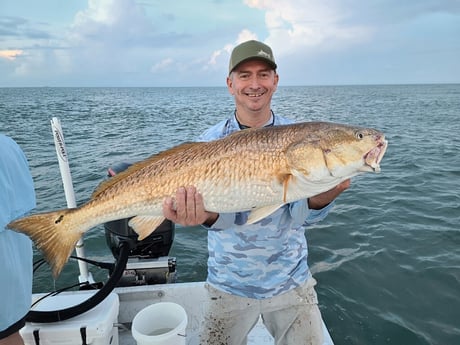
[362,138,388,173]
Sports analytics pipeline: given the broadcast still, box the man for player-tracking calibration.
[0,135,36,345]
[163,40,349,345]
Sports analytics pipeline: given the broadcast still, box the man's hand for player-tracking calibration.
[308,179,351,210]
[163,186,219,227]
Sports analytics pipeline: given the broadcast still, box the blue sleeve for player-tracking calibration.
[0,135,36,232]
[202,213,236,230]
[0,134,35,330]
[289,199,335,226]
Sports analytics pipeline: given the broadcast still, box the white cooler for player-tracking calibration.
[20,291,119,345]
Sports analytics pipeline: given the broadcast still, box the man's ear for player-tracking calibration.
[226,75,234,95]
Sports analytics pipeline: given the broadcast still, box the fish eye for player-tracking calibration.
[355,131,364,140]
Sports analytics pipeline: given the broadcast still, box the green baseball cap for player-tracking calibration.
[228,40,277,74]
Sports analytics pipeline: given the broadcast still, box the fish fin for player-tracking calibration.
[7,209,82,278]
[278,173,293,203]
[247,205,284,224]
[128,216,165,240]
[92,142,202,199]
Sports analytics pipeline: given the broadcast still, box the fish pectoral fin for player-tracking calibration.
[247,204,284,224]
[128,216,165,240]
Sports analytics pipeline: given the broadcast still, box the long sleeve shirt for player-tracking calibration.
[197,113,334,299]
[0,134,36,331]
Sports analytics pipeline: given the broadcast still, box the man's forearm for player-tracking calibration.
[308,179,351,210]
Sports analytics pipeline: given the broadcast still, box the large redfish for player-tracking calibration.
[8,122,387,277]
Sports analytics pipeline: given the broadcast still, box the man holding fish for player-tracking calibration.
[163,40,351,345]
[7,40,387,345]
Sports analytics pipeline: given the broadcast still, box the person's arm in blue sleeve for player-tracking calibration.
[203,212,235,230]
[290,199,334,225]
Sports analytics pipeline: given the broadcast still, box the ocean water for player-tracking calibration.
[1,85,459,344]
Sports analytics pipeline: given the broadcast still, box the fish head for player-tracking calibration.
[286,123,388,180]
[323,126,388,177]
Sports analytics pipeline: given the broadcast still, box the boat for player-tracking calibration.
[18,118,335,345]
[22,282,335,345]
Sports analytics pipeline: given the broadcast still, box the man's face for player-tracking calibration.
[227,59,279,114]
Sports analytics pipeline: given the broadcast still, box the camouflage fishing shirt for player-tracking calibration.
[198,113,334,299]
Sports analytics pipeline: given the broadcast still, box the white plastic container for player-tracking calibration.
[20,291,119,345]
[132,302,187,345]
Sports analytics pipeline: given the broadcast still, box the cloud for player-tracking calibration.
[244,0,373,56]
[0,16,52,40]
[0,0,458,86]
[242,0,458,60]
[69,0,154,47]
[235,29,259,44]
[1,1,266,85]
[205,29,258,71]
[151,58,174,72]
[0,50,23,61]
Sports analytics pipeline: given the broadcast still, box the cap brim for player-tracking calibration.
[230,57,277,74]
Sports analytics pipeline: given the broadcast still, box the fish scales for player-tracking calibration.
[97,128,291,213]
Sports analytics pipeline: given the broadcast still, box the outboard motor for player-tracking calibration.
[104,162,176,287]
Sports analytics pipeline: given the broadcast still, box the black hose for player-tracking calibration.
[26,241,130,323]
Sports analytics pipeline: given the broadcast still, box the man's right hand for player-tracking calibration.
[162,186,219,227]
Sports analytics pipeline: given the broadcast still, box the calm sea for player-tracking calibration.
[1,85,459,345]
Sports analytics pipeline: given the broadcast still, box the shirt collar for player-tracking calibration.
[234,110,275,130]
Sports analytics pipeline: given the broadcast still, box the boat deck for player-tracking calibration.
[115,282,334,345]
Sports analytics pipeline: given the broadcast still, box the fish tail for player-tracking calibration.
[7,208,83,278]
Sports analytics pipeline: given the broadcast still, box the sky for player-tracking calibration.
[0,0,459,87]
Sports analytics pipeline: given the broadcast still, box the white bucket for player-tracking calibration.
[132,302,188,345]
